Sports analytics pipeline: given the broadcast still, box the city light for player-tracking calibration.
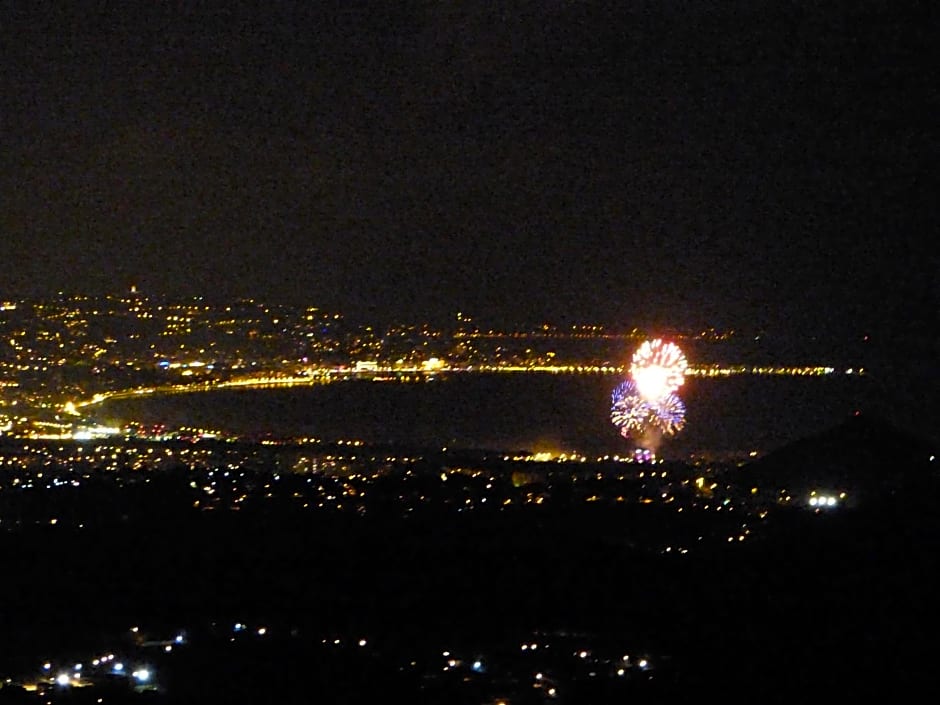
[0,292,906,703]
[808,494,839,508]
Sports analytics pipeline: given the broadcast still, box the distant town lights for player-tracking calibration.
[420,357,445,372]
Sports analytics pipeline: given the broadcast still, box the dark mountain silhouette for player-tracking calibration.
[739,412,938,506]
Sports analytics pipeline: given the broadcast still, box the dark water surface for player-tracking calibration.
[97,373,883,458]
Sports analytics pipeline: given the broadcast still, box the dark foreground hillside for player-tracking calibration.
[1,423,938,702]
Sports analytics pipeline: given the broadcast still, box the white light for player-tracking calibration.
[579,651,588,659]
[56,673,70,686]
[638,658,649,669]
[132,669,151,682]
[633,365,671,401]
[358,639,367,647]
[617,668,625,676]
[809,497,818,506]
[74,664,82,671]
[827,496,837,507]
[164,645,173,653]
[257,627,267,636]
[175,634,184,644]
[113,663,124,672]
[43,663,51,671]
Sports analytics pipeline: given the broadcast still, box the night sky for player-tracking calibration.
[2,3,935,340]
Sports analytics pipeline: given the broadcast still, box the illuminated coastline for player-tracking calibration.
[64,362,858,413]
[0,293,866,441]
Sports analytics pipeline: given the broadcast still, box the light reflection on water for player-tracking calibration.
[98,373,877,459]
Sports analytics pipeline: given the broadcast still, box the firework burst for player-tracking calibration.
[610,380,656,435]
[611,339,688,442]
[630,338,688,401]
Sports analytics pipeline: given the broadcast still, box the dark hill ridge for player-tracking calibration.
[739,412,939,506]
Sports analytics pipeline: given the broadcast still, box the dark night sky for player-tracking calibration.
[1,2,936,340]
